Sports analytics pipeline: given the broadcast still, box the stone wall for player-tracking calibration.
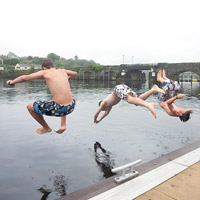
[157,63,200,80]
[2,62,200,81]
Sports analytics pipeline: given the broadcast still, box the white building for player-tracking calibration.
[15,64,31,70]
[15,64,41,70]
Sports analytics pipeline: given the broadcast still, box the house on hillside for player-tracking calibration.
[15,64,31,70]
[34,65,41,70]
[15,64,41,70]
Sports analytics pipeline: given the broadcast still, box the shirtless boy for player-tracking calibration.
[157,69,193,121]
[7,59,77,134]
[94,84,165,123]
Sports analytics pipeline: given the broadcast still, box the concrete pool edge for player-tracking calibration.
[56,139,200,200]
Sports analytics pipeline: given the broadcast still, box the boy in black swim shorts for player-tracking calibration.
[7,59,77,134]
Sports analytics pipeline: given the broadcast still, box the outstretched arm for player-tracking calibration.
[7,71,44,85]
[65,70,78,80]
[165,94,185,105]
[94,107,112,124]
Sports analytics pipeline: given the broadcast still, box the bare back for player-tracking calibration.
[43,68,73,105]
[102,92,121,108]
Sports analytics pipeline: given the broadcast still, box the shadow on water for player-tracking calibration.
[38,175,68,200]
[94,142,116,178]
[38,187,52,200]
[37,142,115,200]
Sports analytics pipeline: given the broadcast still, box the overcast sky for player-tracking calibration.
[1,0,200,65]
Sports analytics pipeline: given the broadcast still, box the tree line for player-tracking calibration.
[2,52,101,68]
[0,52,105,76]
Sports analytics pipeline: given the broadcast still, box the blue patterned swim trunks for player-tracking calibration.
[113,84,137,101]
[158,80,180,103]
[33,99,76,117]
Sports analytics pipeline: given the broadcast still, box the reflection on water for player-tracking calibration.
[180,82,200,98]
[0,79,51,104]
[2,78,200,103]
[0,78,200,200]
[94,142,115,178]
[37,141,115,200]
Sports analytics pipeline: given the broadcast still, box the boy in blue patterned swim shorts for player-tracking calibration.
[94,84,165,123]
[157,70,193,122]
[7,59,77,134]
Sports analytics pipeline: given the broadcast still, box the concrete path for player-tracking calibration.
[135,162,200,200]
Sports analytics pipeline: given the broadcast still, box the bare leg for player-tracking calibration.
[162,69,169,80]
[54,116,66,134]
[127,95,157,118]
[139,84,165,101]
[27,102,52,134]
[157,70,165,83]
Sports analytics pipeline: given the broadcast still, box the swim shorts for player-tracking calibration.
[33,99,76,116]
[158,80,180,103]
[113,84,137,101]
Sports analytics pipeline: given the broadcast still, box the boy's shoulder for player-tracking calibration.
[56,68,66,72]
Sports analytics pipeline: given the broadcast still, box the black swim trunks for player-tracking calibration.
[158,80,180,103]
[33,99,76,117]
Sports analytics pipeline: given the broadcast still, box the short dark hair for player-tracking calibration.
[179,111,191,122]
[42,59,54,69]
[99,100,103,106]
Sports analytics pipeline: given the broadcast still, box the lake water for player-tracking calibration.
[0,78,200,200]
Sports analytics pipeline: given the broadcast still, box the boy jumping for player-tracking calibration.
[157,69,193,121]
[94,84,165,123]
[7,59,77,134]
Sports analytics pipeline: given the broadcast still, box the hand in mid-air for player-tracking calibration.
[6,80,14,85]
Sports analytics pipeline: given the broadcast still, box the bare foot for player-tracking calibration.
[177,94,185,99]
[152,84,165,94]
[54,127,66,134]
[36,127,52,134]
[148,103,157,119]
